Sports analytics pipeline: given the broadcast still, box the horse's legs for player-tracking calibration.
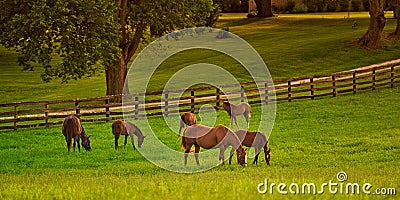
[253,153,260,165]
[77,136,81,152]
[244,112,250,129]
[128,133,136,150]
[114,134,120,150]
[219,147,226,165]
[228,148,235,165]
[124,135,128,149]
[66,137,72,152]
[184,145,192,166]
[194,143,200,165]
[233,116,240,130]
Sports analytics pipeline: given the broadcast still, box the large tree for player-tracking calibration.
[391,0,400,36]
[254,0,273,18]
[0,0,218,97]
[357,0,386,49]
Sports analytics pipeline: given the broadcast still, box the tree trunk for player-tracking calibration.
[105,0,144,98]
[106,56,128,98]
[394,1,400,36]
[254,0,273,18]
[357,0,386,49]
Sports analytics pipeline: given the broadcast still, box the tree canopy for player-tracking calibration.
[0,0,219,96]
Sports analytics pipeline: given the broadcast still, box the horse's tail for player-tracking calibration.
[180,135,186,150]
[63,116,80,152]
[179,117,185,136]
[247,103,252,118]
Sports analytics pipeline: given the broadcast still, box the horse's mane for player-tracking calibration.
[223,101,232,116]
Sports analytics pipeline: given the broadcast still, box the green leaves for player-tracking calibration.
[0,0,219,84]
[0,0,120,82]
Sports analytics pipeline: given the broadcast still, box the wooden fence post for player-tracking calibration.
[372,68,376,90]
[105,97,110,122]
[390,66,394,88]
[134,95,139,120]
[288,80,292,102]
[75,99,80,116]
[216,88,220,110]
[190,90,195,113]
[13,105,18,131]
[45,103,49,127]
[332,75,336,97]
[164,92,169,116]
[353,72,357,94]
[264,82,269,104]
[310,77,314,100]
[240,86,245,102]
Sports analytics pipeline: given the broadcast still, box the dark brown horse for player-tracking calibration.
[178,112,197,138]
[230,130,270,165]
[112,120,145,150]
[62,115,91,152]
[223,101,252,130]
[182,124,247,166]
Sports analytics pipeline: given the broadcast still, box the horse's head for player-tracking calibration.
[81,132,92,151]
[265,148,271,165]
[138,136,145,148]
[236,146,247,166]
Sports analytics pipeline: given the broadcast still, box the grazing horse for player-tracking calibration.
[62,115,91,152]
[112,120,145,150]
[178,112,197,138]
[230,130,270,165]
[223,101,252,130]
[182,124,247,166]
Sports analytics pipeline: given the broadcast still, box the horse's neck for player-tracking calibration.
[227,130,241,148]
[133,128,144,139]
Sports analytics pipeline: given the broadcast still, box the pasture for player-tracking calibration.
[0,12,399,199]
[0,85,399,199]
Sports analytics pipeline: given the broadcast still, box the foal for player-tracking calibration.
[112,120,145,150]
[230,130,270,165]
[223,101,252,130]
[62,115,91,152]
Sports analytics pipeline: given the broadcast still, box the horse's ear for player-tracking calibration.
[88,135,92,138]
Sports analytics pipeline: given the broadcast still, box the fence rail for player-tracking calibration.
[1,61,399,130]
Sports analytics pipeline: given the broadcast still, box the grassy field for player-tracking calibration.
[0,85,399,199]
[1,12,400,103]
[0,12,399,199]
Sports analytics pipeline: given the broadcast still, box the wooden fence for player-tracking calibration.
[1,62,399,131]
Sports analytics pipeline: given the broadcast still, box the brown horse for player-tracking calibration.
[112,120,145,150]
[230,130,270,165]
[62,115,91,152]
[223,101,252,130]
[178,112,197,138]
[182,124,247,166]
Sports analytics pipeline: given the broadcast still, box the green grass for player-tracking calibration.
[1,12,400,103]
[0,85,399,199]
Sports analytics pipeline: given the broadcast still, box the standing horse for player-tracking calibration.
[62,115,91,152]
[178,112,197,138]
[182,124,247,166]
[112,120,145,150]
[223,101,252,130]
[230,130,270,165]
